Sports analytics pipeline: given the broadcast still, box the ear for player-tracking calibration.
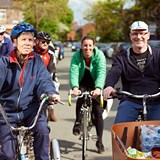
[33,40,36,46]
[147,32,151,40]
[14,39,18,47]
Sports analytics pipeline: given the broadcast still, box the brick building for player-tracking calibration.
[0,0,23,33]
[67,22,96,41]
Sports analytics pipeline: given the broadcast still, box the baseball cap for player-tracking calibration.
[130,21,148,32]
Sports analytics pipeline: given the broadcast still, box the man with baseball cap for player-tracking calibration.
[103,20,160,123]
[130,21,148,31]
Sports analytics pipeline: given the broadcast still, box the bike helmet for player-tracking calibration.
[36,31,51,41]
[11,22,37,39]
[0,24,6,33]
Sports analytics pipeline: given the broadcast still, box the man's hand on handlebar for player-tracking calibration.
[48,94,60,104]
[103,86,116,100]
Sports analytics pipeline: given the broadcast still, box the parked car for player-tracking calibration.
[96,42,118,59]
[95,43,108,58]
[114,42,131,56]
[53,41,64,60]
[105,43,118,58]
[148,40,160,48]
[71,42,81,52]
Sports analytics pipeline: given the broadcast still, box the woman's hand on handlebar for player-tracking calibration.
[72,87,81,96]
[90,88,101,99]
[103,86,116,100]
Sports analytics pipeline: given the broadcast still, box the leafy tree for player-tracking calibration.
[86,0,125,42]
[13,0,74,41]
[87,0,160,41]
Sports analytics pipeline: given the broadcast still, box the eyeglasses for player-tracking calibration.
[130,32,148,37]
[41,40,50,44]
[0,32,4,35]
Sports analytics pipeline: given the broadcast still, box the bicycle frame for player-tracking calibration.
[68,90,97,160]
[0,94,64,160]
[78,91,93,160]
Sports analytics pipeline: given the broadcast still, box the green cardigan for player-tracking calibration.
[69,46,107,89]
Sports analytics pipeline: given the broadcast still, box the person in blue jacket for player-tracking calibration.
[0,24,14,56]
[0,22,60,160]
[103,21,160,123]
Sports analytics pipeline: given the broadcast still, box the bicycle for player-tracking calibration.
[110,89,160,160]
[68,90,103,160]
[0,94,64,160]
[113,88,160,121]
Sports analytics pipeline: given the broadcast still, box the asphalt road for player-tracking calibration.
[49,48,119,160]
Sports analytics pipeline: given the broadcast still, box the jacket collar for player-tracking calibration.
[127,45,152,60]
[9,49,34,63]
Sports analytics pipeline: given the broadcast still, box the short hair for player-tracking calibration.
[81,35,95,45]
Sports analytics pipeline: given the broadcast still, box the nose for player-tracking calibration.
[137,34,141,38]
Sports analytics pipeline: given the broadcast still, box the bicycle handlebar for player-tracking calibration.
[40,94,65,105]
[68,89,104,107]
[74,91,92,99]
[115,90,160,99]
[8,94,64,131]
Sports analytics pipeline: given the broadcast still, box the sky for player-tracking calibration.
[68,0,98,25]
[68,0,135,25]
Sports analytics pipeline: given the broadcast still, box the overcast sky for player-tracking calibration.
[68,0,135,25]
[68,0,98,25]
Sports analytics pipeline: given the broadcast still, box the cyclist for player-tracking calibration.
[34,31,60,122]
[0,22,60,160]
[103,21,160,123]
[69,35,106,153]
[0,24,14,56]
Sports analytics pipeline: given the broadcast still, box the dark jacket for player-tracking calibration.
[0,49,58,123]
[0,36,14,56]
[106,45,160,103]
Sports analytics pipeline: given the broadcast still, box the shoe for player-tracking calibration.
[48,108,57,122]
[96,141,105,154]
[72,122,81,136]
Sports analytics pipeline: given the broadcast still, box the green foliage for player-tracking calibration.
[87,0,160,41]
[13,0,160,41]
[87,0,125,42]
[13,0,74,41]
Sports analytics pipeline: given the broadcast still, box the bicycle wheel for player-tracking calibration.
[82,112,88,160]
[50,138,61,160]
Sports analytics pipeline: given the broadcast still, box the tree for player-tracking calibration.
[86,0,126,42]
[87,0,160,41]
[13,0,74,41]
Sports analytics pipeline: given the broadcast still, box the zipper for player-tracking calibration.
[16,87,22,121]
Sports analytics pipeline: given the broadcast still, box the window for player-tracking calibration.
[0,9,6,20]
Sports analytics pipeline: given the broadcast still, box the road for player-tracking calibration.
[49,48,119,160]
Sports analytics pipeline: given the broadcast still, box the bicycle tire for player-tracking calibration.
[82,112,88,160]
[50,138,61,160]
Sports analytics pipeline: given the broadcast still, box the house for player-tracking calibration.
[67,21,96,41]
[0,0,23,33]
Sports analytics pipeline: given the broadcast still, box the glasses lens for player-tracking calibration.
[131,32,148,37]
[41,41,50,44]
[0,32,4,35]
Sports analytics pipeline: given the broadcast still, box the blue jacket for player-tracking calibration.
[0,49,58,123]
[106,45,160,103]
[0,36,14,56]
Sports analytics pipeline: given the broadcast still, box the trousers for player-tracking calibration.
[114,100,160,123]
